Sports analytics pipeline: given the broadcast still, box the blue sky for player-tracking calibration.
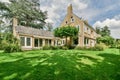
[1,0,120,38]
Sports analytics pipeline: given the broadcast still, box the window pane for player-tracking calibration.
[45,39,48,46]
[39,39,42,47]
[27,38,31,46]
[49,40,51,46]
[20,37,25,46]
[35,39,38,47]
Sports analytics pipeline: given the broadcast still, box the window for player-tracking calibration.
[84,27,86,32]
[34,38,43,47]
[49,40,51,46]
[63,40,65,44]
[71,16,74,22]
[84,38,89,45]
[20,37,25,46]
[86,28,90,34]
[66,21,67,24]
[39,39,43,47]
[35,39,39,47]
[26,38,31,46]
[71,18,74,22]
[45,39,48,46]
[76,25,80,31]
[87,39,89,44]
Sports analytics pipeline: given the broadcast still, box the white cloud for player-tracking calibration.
[0,0,9,3]
[93,18,120,39]
[114,14,120,20]
[40,0,88,27]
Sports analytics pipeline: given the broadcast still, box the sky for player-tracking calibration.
[1,0,120,39]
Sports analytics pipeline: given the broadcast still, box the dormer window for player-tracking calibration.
[71,18,74,22]
[66,21,67,24]
[71,16,74,22]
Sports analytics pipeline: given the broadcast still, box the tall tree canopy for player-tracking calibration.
[0,0,47,29]
[96,26,114,47]
[96,26,110,37]
[101,26,110,36]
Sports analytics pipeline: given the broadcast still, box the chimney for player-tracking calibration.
[67,4,73,14]
[13,17,18,27]
[12,17,18,37]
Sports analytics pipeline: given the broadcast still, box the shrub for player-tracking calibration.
[95,43,108,49]
[117,46,120,49]
[51,46,60,50]
[75,46,87,50]
[42,46,52,50]
[68,45,76,49]
[42,46,69,50]
[4,44,21,53]
[1,33,21,53]
[92,45,104,51]
[75,44,105,51]
[61,46,68,50]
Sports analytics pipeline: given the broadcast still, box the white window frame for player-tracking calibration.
[20,36,32,48]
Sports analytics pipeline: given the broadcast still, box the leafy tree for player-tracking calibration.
[96,26,114,47]
[1,33,21,53]
[115,39,120,48]
[95,27,101,34]
[101,26,110,36]
[54,26,78,46]
[0,0,47,29]
[44,22,53,31]
[97,36,114,46]
[95,26,110,36]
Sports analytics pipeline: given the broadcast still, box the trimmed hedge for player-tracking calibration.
[75,44,104,51]
[42,46,68,50]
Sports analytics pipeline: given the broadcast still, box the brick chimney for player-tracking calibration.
[13,17,18,27]
[12,17,18,37]
[67,4,73,15]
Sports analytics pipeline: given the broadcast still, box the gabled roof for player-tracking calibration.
[15,26,54,38]
[73,13,96,31]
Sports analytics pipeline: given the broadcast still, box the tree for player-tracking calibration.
[116,39,120,48]
[95,27,101,34]
[97,36,114,46]
[1,33,21,52]
[101,26,110,36]
[0,0,47,29]
[54,26,78,46]
[96,25,114,47]
[44,22,53,31]
[95,26,110,36]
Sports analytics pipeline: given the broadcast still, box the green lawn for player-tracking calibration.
[0,49,120,80]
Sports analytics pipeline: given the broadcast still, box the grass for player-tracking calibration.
[0,49,120,80]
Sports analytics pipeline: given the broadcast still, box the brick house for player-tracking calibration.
[60,4,97,47]
[12,18,60,50]
[13,4,97,50]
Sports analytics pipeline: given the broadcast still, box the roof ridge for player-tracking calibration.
[72,13,96,31]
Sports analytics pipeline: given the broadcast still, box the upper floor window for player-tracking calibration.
[84,26,87,32]
[87,28,90,34]
[66,21,67,24]
[76,25,80,31]
[71,16,74,22]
